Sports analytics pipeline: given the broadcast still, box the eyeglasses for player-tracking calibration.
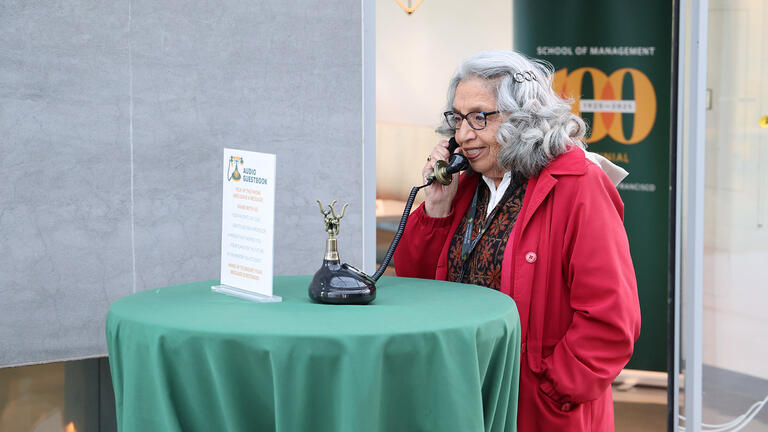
[443,111,501,130]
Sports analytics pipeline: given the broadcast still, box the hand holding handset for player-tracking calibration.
[423,137,469,218]
[429,137,469,185]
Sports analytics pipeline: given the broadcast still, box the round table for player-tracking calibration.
[106,276,521,432]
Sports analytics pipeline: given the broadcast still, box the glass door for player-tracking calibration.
[679,0,768,430]
[699,0,768,429]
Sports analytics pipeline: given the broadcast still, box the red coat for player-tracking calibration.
[394,148,641,431]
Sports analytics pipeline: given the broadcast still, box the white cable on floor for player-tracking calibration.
[678,394,768,432]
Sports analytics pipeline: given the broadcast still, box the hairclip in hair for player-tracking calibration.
[513,71,537,83]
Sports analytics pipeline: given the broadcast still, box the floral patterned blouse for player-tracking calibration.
[446,179,527,290]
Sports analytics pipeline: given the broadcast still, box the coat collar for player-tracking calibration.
[454,147,587,235]
[539,146,588,177]
[518,147,587,233]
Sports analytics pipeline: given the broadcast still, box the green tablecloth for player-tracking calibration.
[106,276,520,432]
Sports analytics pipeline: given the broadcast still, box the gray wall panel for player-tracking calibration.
[1,0,365,367]
[0,2,133,366]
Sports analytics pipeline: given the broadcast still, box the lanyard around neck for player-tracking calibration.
[459,179,518,280]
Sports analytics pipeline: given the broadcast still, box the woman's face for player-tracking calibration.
[452,78,505,180]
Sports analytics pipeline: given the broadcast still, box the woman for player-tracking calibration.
[393,50,641,431]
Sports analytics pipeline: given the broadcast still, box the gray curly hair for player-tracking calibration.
[437,50,586,178]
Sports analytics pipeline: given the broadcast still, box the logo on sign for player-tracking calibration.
[553,67,657,144]
[228,156,243,182]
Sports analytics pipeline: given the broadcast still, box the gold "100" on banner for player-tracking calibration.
[553,68,657,144]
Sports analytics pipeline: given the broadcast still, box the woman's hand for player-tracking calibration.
[422,140,461,218]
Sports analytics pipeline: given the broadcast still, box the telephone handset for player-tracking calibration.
[429,137,469,185]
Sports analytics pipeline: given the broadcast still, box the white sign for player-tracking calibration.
[219,148,276,297]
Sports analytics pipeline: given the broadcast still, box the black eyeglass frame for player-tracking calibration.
[443,110,502,131]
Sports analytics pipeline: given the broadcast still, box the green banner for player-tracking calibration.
[514,1,674,372]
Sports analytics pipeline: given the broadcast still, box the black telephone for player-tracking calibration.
[308,137,469,305]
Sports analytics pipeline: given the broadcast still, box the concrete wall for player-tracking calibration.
[0,0,367,367]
